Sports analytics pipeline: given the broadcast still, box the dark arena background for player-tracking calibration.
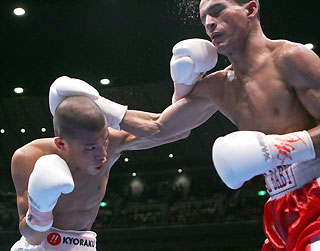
[0,0,319,250]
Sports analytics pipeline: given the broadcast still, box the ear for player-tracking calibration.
[54,137,67,151]
[245,1,258,20]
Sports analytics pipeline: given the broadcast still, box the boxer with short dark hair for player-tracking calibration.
[53,96,106,139]
[117,0,320,249]
[11,93,188,250]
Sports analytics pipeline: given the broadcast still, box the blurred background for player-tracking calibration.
[0,0,319,250]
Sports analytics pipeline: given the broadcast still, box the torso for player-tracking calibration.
[14,130,123,231]
[200,40,316,134]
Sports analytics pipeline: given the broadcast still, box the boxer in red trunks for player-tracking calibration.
[118,0,320,249]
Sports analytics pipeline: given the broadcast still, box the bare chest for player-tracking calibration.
[215,71,312,133]
[55,173,108,213]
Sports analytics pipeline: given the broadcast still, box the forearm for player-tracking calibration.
[307,124,320,157]
[121,107,191,140]
[123,130,191,151]
[120,110,162,138]
[19,216,48,245]
[121,96,217,140]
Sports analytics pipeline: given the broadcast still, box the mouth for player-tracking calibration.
[95,163,104,170]
[211,33,223,43]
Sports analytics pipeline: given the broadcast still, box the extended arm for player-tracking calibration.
[49,75,218,143]
[121,89,218,140]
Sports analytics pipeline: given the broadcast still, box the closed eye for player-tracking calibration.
[201,3,226,23]
[85,146,96,151]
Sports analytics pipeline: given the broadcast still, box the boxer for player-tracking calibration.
[117,0,320,249]
[11,85,188,250]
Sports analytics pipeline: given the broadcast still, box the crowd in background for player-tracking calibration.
[0,170,267,231]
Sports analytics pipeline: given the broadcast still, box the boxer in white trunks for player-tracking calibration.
[11,1,320,249]
[116,0,320,249]
[10,80,189,251]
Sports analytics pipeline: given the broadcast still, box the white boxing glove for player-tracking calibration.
[49,76,127,130]
[212,130,316,189]
[170,38,218,86]
[26,155,74,232]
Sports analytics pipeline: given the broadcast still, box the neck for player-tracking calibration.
[227,23,269,77]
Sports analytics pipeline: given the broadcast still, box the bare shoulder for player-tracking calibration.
[12,138,56,166]
[271,40,320,70]
[270,39,320,88]
[11,138,56,193]
[192,68,229,101]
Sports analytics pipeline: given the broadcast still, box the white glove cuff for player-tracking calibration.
[268,130,316,167]
[95,97,128,130]
[26,206,53,232]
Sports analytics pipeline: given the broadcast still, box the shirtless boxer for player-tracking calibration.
[10,88,188,250]
[11,1,320,249]
[119,0,320,250]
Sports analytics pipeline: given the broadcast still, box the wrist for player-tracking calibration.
[26,204,53,232]
[267,130,316,167]
[95,96,128,130]
[172,83,196,103]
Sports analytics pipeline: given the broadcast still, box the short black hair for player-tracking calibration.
[53,96,106,141]
[233,0,260,19]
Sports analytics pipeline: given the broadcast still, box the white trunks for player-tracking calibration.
[11,227,97,251]
[264,158,320,200]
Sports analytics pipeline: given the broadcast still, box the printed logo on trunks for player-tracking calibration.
[264,165,297,195]
[273,134,306,165]
[63,236,96,248]
[47,232,96,248]
[47,232,62,246]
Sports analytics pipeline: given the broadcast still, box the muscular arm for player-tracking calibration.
[280,43,320,156]
[115,130,190,152]
[120,78,219,140]
[11,149,48,245]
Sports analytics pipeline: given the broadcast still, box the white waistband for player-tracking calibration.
[50,227,97,237]
[43,227,97,250]
[265,158,320,200]
[11,228,97,251]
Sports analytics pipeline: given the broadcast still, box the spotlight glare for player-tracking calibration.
[169,153,174,158]
[304,43,314,50]
[14,87,24,94]
[0,129,5,134]
[132,172,137,177]
[124,157,129,162]
[178,168,183,173]
[41,128,46,133]
[21,128,26,133]
[100,79,110,85]
[13,8,26,16]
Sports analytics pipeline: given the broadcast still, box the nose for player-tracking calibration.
[205,15,217,32]
[96,145,107,162]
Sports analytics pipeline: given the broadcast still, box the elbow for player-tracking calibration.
[151,122,191,141]
[182,130,191,139]
[176,130,191,140]
[19,219,45,245]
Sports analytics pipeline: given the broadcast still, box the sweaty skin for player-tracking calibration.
[11,126,188,245]
[121,0,320,156]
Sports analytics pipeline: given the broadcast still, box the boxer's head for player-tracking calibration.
[53,96,109,175]
[199,0,260,55]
